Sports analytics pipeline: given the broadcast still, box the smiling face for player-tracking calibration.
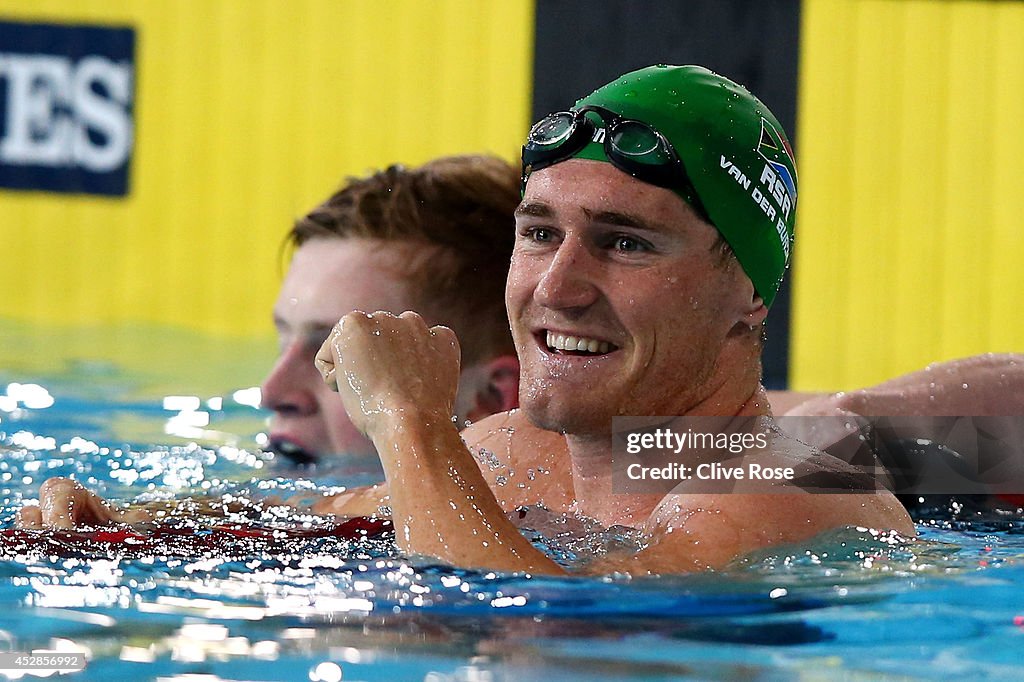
[508,159,761,436]
[260,238,429,464]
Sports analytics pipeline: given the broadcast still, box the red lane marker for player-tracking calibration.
[1,516,393,556]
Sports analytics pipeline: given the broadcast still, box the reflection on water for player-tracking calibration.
[2,367,1024,680]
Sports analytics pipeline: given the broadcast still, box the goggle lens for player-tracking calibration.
[608,121,671,162]
[528,112,577,147]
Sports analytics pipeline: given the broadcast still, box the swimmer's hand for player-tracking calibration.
[314,310,460,439]
[16,477,154,529]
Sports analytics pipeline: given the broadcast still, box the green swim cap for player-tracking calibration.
[570,65,797,307]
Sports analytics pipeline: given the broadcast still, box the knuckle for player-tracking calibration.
[432,325,458,345]
[16,506,41,527]
[39,477,78,496]
[366,310,396,325]
[431,326,461,359]
[314,345,335,365]
[340,310,371,329]
[399,310,424,323]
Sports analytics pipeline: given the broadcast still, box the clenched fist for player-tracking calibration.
[314,311,461,441]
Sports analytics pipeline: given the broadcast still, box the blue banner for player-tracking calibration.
[0,20,135,196]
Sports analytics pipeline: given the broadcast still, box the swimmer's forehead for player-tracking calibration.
[272,237,431,338]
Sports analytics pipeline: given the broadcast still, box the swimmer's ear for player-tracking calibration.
[744,294,768,326]
[466,355,520,422]
[730,293,768,337]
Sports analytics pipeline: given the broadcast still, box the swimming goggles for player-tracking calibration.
[521,105,709,221]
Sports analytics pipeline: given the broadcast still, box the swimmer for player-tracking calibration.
[312,65,917,574]
[15,156,524,528]
[260,156,521,465]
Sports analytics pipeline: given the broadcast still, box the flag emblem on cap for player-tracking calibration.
[757,119,797,204]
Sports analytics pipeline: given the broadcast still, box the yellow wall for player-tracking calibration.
[0,0,534,344]
[792,0,1024,390]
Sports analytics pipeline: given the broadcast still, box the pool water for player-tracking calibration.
[2,342,1024,681]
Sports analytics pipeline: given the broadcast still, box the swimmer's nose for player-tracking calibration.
[260,342,319,416]
[535,240,600,311]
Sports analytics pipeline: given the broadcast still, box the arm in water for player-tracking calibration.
[786,353,1024,418]
[315,310,563,574]
[17,476,390,531]
[773,353,1024,451]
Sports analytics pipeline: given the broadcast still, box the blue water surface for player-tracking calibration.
[2,356,1024,681]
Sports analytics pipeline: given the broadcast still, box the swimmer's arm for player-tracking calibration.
[368,410,565,574]
[777,354,1024,453]
[315,311,564,574]
[783,353,1024,418]
[307,413,557,524]
[766,391,824,415]
[17,478,294,530]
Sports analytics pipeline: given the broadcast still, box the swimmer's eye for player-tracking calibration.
[274,328,335,355]
[609,234,651,253]
[304,335,329,354]
[304,325,337,351]
[521,226,555,243]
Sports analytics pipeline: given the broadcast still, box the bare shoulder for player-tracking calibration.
[306,483,389,517]
[460,410,526,456]
[614,487,911,574]
[754,431,915,535]
[602,434,915,574]
[461,409,567,465]
[637,439,913,571]
[460,409,571,511]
